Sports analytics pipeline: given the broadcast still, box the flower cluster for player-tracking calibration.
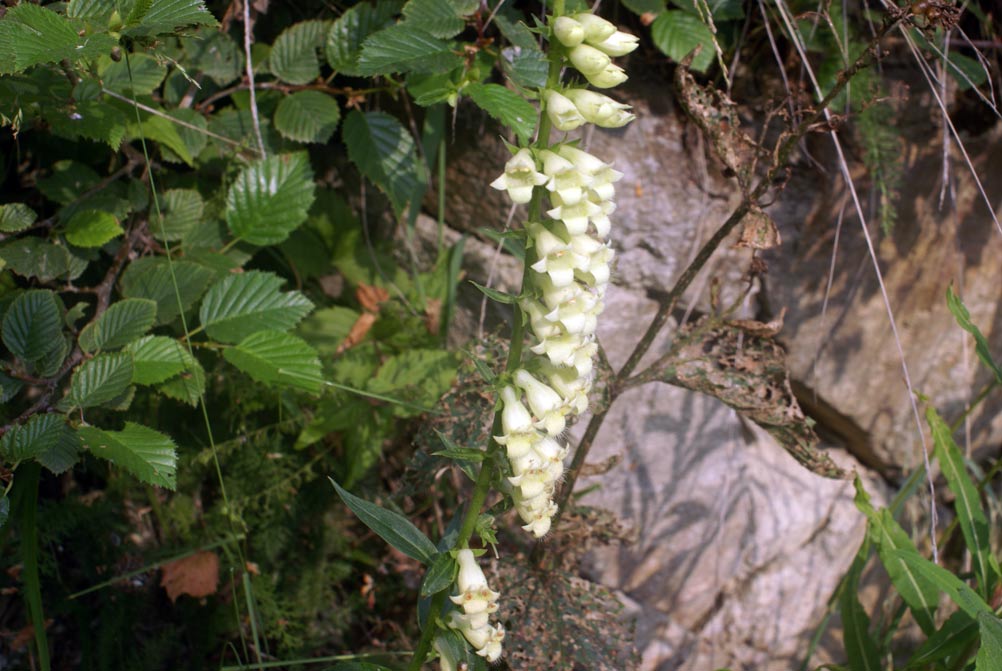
[489,10,635,540]
[446,549,505,662]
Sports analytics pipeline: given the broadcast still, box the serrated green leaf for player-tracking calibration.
[929,407,1000,597]
[182,29,241,85]
[357,24,462,75]
[330,479,437,564]
[1,413,63,464]
[225,152,316,245]
[2,290,63,363]
[159,355,204,405]
[854,478,938,634]
[420,551,456,596]
[325,1,403,76]
[650,10,716,73]
[38,160,101,205]
[78,423,177,489]
[78,298,157,353]
[199,270,313,343]
[501,46,549,90]
[469,280,517,304]
[977,612,1002,671]
[64,210,123,248]
[35,335,71,378]
[464,83,536,144]
[402,0,466,38]
[298,306,360,355]
[0,372,24,403]
[128,113,195,166]
[120,257,215,325]
[223,330,322,393]
[48,100,129,150]
[947,286,1002,384]
[368,349,457,417]
[156,189,204,241]
[125,335,188,384]
[343,110,424,214]
[273,91,341,144]
[0,4,117,74]
[67,0,117,20]
[0,204,36,233]
[101,54,168,95]
[36,422,81,474]
[269,19,330,85]
[623,0,667,14]
[893,549,993,618]
[0,238,88,282]
[125,0,154,25]
[407,71,459,106]
[68,353,134,409]
[125,0,217,36]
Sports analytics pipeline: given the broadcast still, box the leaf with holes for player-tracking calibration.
[344,110,424,215]
[125,0,218,36]
[650,11,715,73]
[126,336,190,385]
[67,353,134,409]
[120,257,215,325]
[78,423,177,489]
[357,24,462,75]
[325,1,402,76]
[223,330,322,393]
[929,407,1000,597]
[78,299,157,353]
[270,20,330,85]
[464,83,536,144]
[226,152,316,245]
[199,271,314,343]
[2,290,63,363]
[0,203,36,233]
[330,479,437,564]
[64,210,124,248]
[402,0,466,38]
[274,91,341,144]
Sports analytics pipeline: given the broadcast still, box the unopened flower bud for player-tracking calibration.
[574,12,618,43]
[543,90,586,132]
[552,15,584,47]
[591,30,640,57]
[562,89,634,128]
[585,63,628,89]
[455,548,488,593]
[568,43,611,76]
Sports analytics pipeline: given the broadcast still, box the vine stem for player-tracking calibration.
[535,12,906,564]
[406,6,565,666]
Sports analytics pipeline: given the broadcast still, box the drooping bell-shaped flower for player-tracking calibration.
[574,12,618,43]
[521,297,563,339]
[584,62,628,88]
[539,149,591,205]
[529,225,586,288]
[590,30,640,57]
[552,15,584,47]
[547,192,602,235]
[543,90,586,132]
[489,148,547,204]
[563,89,635,129]
[568,43,611,76]
[495,385,539,459]
[514,368,567,435]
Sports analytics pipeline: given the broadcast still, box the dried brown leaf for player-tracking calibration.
[356,283,390,313]
[337,312,377,353]
[735,205,782,250]
[160,551,220,603]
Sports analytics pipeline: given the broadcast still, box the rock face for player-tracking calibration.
[437,72,1002,669]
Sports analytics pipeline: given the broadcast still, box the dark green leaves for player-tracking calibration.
[0,203,36,233]
[270,20,330,85]
[344,111,425,215]
[126,336,190,385]
[226,152,316,246]
[78,423,177,489]
[67,353,134,409]
[78,299,157,353]
[223,331,322,393]
[840,546,881,671]
[120,257,215,325]
[650,11,716,73]
[330,479,436,564]
[402,0,467,38]
[420,551,456,596]
[465,83,536,144]
[1,414,80,474]
[977,613,1002,671]
[469,280,517,304]
[198,271,313,343]
[274,91,341,144]
[124,0,218,36]
[0,3,116,74]
[2,290,63,364]
[893,549,993,619]
[325,1,403,76]
[357,25,462,76]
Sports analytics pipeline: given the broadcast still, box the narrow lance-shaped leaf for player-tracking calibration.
[893,549,994,619]
[330,479,437,564]
[977,612,1002,671]
[928,406,1000,598]
[854,478,939,634]
[946,285,1002,384]
[840,541,882,671]
[420,552,456,596]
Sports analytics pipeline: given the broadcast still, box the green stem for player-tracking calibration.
[15,463,49,671]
